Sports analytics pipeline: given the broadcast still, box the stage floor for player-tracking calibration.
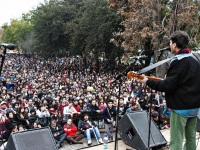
[59,129,200,150]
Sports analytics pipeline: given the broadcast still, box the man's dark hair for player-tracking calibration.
[170,31,189,49]
[152,111,158,118]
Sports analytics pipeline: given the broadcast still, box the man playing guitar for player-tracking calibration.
[138,31,200,150]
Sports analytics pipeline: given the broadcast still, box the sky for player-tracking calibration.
[0,0,48,27]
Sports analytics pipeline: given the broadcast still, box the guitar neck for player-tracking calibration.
[146,76,163,81]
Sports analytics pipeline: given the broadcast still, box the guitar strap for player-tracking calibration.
[138,56,175,75]
[138,53,200,75]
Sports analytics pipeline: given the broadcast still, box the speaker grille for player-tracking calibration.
[12,128,57,150]
[118,111,167,149]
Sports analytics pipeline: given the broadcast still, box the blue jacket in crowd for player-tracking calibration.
[102,106,117,124]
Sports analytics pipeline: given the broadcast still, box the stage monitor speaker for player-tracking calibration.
[5,127,58,150]
[118,111,167,150]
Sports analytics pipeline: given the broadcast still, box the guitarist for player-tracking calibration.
[140,31,200,150]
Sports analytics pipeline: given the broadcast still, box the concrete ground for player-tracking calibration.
[82,129,200,150]
[60,129,200,150]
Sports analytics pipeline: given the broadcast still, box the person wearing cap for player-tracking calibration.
[0,101,7,115]
[80,114,103,145]
[102,99,117,141]
[126,101,140,113]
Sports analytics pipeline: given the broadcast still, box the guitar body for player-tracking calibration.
[127,71,163,81]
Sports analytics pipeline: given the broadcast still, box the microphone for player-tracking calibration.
[1,43,15,50]
[157,47,171,52]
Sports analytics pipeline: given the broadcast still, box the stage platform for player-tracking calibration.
[60,129,200,150]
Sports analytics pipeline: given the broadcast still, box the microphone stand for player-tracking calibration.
[113,62,135,150]
[0,46,7,76]
[147,88,153,150]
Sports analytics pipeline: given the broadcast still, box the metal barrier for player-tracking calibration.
[72,112,107,129]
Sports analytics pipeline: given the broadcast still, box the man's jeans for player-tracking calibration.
[84,127,102,141]
[54,133,67,144]
[63,115,69,122]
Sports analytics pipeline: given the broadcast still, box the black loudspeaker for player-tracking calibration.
[118,111,167,150]
[5,127,58,150]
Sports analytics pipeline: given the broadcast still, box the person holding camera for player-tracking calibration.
[36,104,50,126]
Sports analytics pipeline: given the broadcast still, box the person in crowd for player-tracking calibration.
[0,101,7,115]
[148,94,160,112]
[18,124,25,131]
[99,102,105,112]
[102,99,116,141]
[152,111,161,129]
[126,101,140,113]
[33,121,42,129]
[36,104,50,126]
[64,118,84,144]
[118,98,128,120]
[80,102,91,114]
[89,100,101,113]
[139,94,149,111]
[29,108,39,129]
[80,114,103,145]
[50,120,67,149]
[27,99,34,112]
[18,106,30,128]
[63,100,78,122]
[160,114,170,130]
[57,99,67,115]
[16,94,24,106]
[73,99,81,112]
[4,111,16,141]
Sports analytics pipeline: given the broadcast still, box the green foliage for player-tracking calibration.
[66,0,123,70]
[30,0,74,58]
[1,18,32,50]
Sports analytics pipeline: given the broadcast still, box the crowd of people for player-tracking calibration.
[0,53,170,149]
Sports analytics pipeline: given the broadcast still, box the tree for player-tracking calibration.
[108,0,199,77]
[1,18,32,50]
[66,0,123,72]
[30,0,74,58]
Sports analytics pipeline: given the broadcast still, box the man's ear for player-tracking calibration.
[173,42,177,49]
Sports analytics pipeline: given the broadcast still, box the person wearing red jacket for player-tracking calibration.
[63,119,84,144]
